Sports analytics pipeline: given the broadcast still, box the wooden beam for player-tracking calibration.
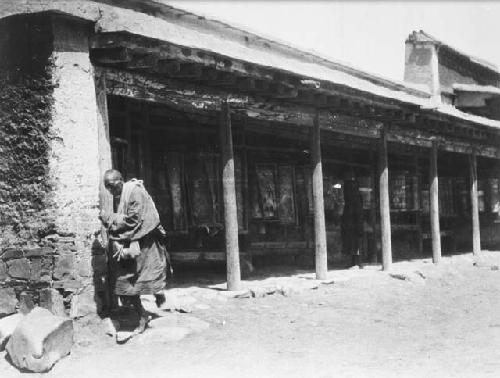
[429,141,441,263]
[469,151,481,255]
[254,79,270,92]
[158,61,203,78]
[158,60,180,75]
[126,54,158,70]
[198,67,219,82]
[215,71,237,86]
[237,77,255,92]
[270,82,298,98]
[90,47,132,64]
[311,111,328,280]
[378,126,392,271]
[220,100,241,290]
[102,68,500,159]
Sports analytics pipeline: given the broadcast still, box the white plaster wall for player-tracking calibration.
[49,17,101,237]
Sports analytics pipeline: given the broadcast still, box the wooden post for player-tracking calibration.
[311,111,328,280]
[429,141,441,263]
[220,100,241,291]
[470,151,481,255]
[142,103,152,187]
[415,155,424,255]
[369,149,378,263]
[378,126,392,271]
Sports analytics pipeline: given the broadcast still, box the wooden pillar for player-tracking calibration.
[142,103,152,187]
[414,156,424,255]
[369,149,378,263]
[429,141,441,263]
[470,151,481,255]
[311,111,328,280]
[220,100,241,290]
[378,126,392,271]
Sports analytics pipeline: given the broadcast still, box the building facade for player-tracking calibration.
[1,1,500,313]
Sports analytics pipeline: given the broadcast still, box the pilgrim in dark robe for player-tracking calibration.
[100,170,171,334]
[341,175,364,267]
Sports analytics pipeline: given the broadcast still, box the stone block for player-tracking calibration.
[24,247,53,258]
[19,292,35,315]
[0,288,18,316]
[40,257,54,281]
[7,258,30,280]
[6,307,73,372]
[0,313,23,351]
[1,248,23,260]
[133,326,190,345]
[77,257,91,278]
[70,286,97,318]
[162,294,196,313]
[53,254,75,280]
[39,288,66,317]
[29,258,42,282]
[55,243,77,255]
[0,260,7,281]
[44,234,60,243]
[52,280,82,291]
[277,285,299,297]
[250,287,268,298]
[219,289,251,299]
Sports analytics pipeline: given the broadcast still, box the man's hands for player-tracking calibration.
[112,242,126,261]
[99,210,111,226]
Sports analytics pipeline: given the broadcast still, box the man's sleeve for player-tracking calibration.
[110,188,144,234]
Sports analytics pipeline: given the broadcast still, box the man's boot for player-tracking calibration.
[132,296,149,334]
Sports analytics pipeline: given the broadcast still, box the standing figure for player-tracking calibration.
[99,169,170,334]
[341,172,364,267]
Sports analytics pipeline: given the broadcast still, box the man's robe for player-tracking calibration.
[341,180,364,256]
[102,179,168,296]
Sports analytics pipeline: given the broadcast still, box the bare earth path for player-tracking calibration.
[2,253,500,378]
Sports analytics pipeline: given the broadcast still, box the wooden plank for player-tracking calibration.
[429,141,442,263]
[378,126,392,271]
[470,151,481,255]
[220,100,241,290]
[311,111,328,279]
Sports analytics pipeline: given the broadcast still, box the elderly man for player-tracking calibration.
[100,169,170,334]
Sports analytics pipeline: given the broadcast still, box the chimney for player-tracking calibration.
[404,30,441,102]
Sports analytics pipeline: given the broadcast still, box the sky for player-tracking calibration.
[165,1,500,83]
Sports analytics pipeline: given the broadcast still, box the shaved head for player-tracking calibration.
[104,169,124,196]
[104,169,123,182]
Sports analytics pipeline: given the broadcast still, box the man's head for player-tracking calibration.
[104,169,124,196]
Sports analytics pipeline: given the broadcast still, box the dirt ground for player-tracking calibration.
[2,252,500,378]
